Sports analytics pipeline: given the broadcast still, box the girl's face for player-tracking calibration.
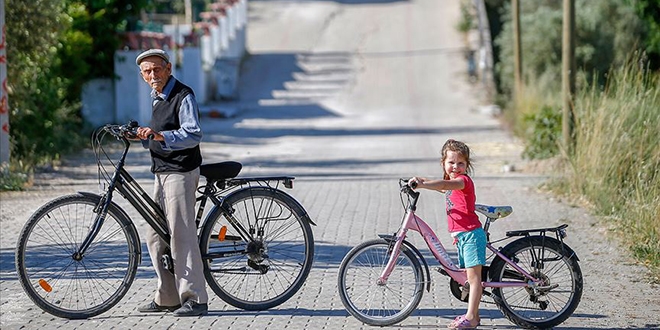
[443,150,468,179]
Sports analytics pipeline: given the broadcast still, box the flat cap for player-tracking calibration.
[136,49,170,66]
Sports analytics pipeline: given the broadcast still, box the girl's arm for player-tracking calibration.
[409,176,465,192]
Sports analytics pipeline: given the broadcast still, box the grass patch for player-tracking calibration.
[558,57,660,282]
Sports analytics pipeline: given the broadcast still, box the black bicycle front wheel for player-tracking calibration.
[200,187,314,310]
[489,236,583,329]
[15,193,140,319]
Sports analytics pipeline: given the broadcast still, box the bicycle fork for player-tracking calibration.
[377,210,433,285]
[74,193,113,261]
[377,229,408,285]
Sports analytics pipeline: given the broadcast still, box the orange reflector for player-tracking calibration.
[39,279,52,292]
[218,226,227,241]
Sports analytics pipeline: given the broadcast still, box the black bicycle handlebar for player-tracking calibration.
[398,178,420,211]
[399,178,419,196]
[101,121,138,139]
[101,120,154,140]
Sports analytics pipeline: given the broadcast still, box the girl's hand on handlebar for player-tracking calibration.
[136,127,163,141]
[408,177,422,189]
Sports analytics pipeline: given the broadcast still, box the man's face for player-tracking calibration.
[139,56,172,93]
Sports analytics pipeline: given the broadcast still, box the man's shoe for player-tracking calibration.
[138,300,181,313]
[172,300,208,317]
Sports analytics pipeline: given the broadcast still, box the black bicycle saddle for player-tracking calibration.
[199,161,242,181]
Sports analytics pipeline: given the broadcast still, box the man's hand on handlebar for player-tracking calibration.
[136,127,163,141]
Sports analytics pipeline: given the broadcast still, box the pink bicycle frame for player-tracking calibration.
[378,208,543,289]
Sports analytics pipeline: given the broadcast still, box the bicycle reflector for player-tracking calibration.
[218,226,227,241]
[559,227,567,239]
[38,279,52,293]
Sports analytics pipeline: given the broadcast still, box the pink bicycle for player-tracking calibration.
[337,179,583,329]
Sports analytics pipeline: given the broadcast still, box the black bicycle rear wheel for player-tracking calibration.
[489,236,583,329]
[199,187,314,310]
[15,193,140,319]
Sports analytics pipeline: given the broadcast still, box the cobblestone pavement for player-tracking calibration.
[1,1,659,329]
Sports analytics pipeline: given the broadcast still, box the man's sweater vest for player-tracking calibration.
[148,78,202,173]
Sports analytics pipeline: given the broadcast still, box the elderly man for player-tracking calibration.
[134,49,208,317]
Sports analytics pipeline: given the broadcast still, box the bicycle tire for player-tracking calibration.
[489,236,583,329]
[15,193,140,319]
[199,187,314,310]
[337,239,424,326]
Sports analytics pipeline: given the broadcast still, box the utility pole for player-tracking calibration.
[0,0,9,165]
[562,0,575,153]
[512,0,522,98]
[185,0,193,25]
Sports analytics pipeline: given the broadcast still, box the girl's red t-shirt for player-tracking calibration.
[445,174,481,233]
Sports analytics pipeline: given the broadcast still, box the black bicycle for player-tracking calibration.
[15,121,315,319]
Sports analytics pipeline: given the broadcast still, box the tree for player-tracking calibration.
[493,0,644,95]
[632,0,660,69]
[57,0,148,102]
[6,0,150,169]
[6,0,81,166]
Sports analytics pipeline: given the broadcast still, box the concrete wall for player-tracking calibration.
[81,78,115,128]
[82,0,248,127]
[113,49,158,126]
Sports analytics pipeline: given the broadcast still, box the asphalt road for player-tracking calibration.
[1,1,658,329]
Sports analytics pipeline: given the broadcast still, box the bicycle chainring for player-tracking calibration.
[449,278,470,303]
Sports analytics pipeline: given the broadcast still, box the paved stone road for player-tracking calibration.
[1,1,659,329]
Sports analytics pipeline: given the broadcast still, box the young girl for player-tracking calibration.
[408,139,485,329]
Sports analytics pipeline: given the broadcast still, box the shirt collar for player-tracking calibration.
[150,76,174,100]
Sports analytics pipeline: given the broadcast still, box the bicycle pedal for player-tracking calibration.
[461,284,470,301]
[161,254,174,275]
[436,267,449,276]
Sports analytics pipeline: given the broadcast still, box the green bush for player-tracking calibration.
[0,163,29,191]
[522,105,561,160]
[632,0,660,70]
[456,0,475,34]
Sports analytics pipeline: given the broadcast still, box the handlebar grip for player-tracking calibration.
[410,181,417,189]
[147,133,155,140]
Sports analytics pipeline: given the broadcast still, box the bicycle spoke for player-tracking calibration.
[491,236,582,328]
[17,195,138,319]
[338,240,423,326]
[201,188,313,310]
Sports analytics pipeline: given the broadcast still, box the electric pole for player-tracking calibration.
[562,0,576,153]
[513,0,522,98]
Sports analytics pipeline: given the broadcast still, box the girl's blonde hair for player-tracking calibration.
[441,139,474,180]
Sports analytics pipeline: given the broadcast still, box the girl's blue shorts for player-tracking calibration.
[455,227,487,268]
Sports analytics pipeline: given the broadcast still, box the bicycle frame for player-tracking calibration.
[378,199,543,290]
[76,125,303,261]
[77,134,171,258]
